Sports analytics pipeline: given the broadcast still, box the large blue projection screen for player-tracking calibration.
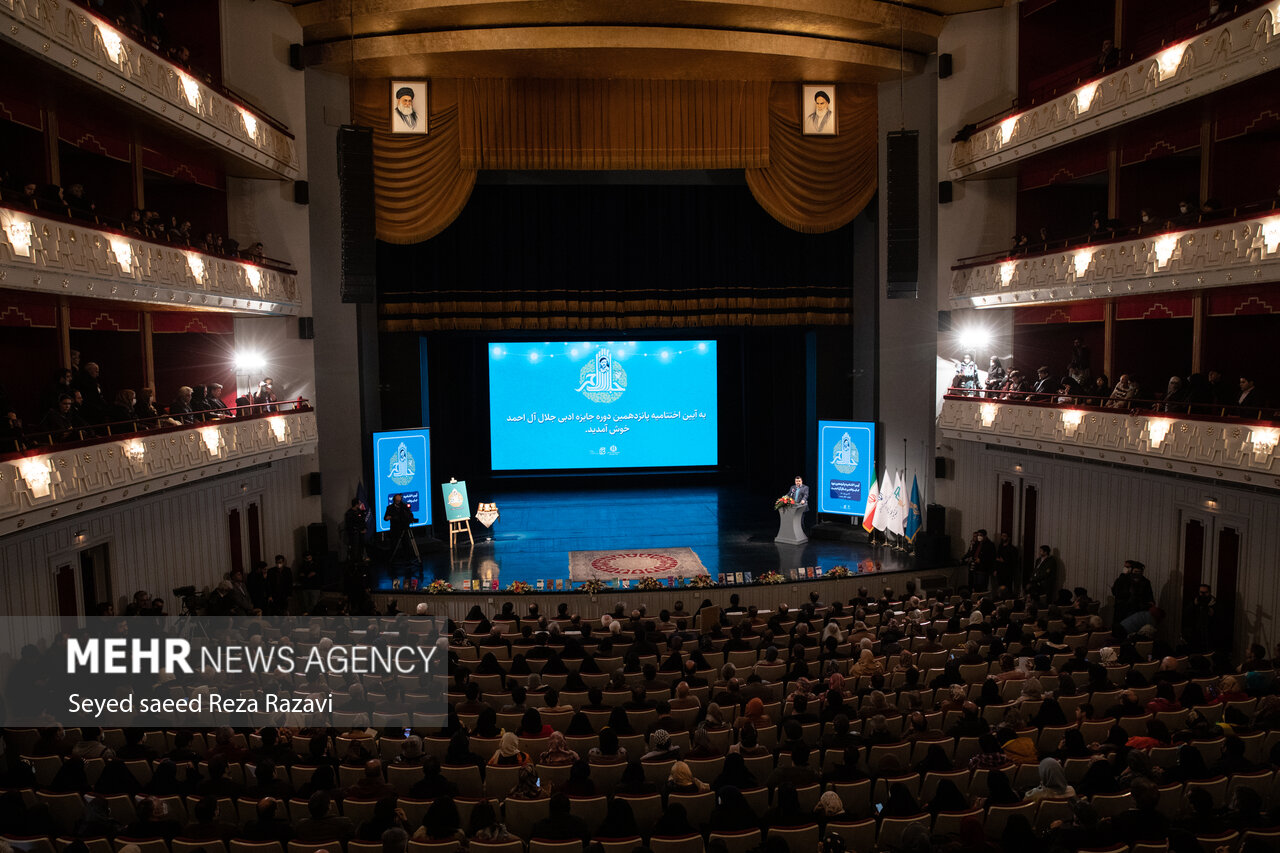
[372,428,432,532]
[489,341,718,470]
[817,420,876,516]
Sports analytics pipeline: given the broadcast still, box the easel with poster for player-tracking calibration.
[441,479,474,549]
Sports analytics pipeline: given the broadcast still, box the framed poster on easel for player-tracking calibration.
[441,479,474,549]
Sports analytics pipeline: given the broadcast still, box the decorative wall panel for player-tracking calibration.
[0,0,298,180]
[938,397,1279,489]
[0,206,300,315]
[951,211,1280,309]
[948,8,1280,179]
[0,409,318,536]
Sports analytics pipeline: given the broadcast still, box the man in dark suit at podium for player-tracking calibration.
[787,476,809,505]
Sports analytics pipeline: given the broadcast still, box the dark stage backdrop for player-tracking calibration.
[374,183,858,331]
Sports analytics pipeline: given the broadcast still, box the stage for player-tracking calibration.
[365,485,930,592]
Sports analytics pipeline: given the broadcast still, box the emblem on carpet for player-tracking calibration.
[568,547,709,581]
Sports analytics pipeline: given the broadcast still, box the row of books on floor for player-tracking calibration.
[386,566,833,592]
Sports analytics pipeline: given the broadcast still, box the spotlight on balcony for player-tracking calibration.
[998,261,1016,287]
[267,416,288,442]
[1262,216,1280,254]
[240,108,259,139]
[109,238,134,271]
[1252,427,1279,455]
[1075,81,1099,113]
[18,458,53,498]
[234,351,266,374]
[1072,250,1093,279]
[245,265,262,293]
[177,71,202,108]
[1147,418,1174,447]
[1061,410,1085,433]
[4,217,33,257]
[1155,41,1190,81]
[1153,235,1179,268]
[980,403,998,427]
[958,328,991,354]
[186,253,205,282]
[96,22,125,63]
[997,115,1019,146]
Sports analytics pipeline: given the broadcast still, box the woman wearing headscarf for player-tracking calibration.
[1031,697,1068,728]
[712,752,758,791]
[472,707,501,739]
[487,731,530,767]
[880,782,922,818]
[467,798,516,842]
[607,705,636,735]
[540,731,578,766]
[587,727,628,764]
[506,764,546,800]
[850,649,883,677]
[730,722,771,757]
[813,790,847,831]
[703,702,728,730]
[559,758,596,796]
[686,726,722,759]
[1024,757,1074,801]
[651,802,697,838]
[642,729,681,762]
[928,779,970,815]
[707,786,761,832]
[413,798,466,844]
[663,761,710,804]
[520,708,552,737]
[736,698,770,731]
[615,760,658,795]
[447,729,487,775]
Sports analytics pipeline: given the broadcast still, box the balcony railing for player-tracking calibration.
[0,204,301,315]
[950,208,1280,309]
[0,401,317,536]
[0,0,299,180]
[937,394,1280,490]
[948,6,1280,180]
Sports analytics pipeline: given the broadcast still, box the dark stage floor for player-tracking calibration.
[366,485,920,591]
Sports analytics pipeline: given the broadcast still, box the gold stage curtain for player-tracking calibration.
[455,79,770,171]
[745,82,878,233]
[353,79,477,245]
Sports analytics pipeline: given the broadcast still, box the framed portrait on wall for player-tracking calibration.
[390,80,428,134]
[801,84,837,136]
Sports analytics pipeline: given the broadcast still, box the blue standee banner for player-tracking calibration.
[817,420,876,516]
[373,428,432,532]
[488,340,718,470]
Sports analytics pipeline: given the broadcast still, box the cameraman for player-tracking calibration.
[384,493,416,532]
[1183,583,1216,653]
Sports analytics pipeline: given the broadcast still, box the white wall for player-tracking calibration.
[0,454,319,646]
[935,440,1280,653]
[877,59,940,500]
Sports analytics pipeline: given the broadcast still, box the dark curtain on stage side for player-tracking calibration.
[377,183,857,332]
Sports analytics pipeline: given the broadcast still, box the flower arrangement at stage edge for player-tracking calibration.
[827,565,851,578]
[689,574,717,589]
[426,579,452,594]
[579,578,605,594]
[758,571,786,585]
[637,577,665,591]
[774,496,796,510]
[506,581,532,594]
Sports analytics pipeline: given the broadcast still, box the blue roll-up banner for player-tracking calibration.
[817,420,876,516]
[372,428,432,532]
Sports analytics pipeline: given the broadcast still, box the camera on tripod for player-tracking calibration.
[172,585,207,614]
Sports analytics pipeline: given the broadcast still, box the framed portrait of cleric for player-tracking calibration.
[801,84,837,136]
[390,80,427,135]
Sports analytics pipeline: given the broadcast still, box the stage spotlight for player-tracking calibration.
[234,351,266,373]
[958,328,991,353]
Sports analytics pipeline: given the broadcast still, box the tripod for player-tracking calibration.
[390,525,422,564]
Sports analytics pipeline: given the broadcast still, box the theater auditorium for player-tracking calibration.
[2,1,1280,852]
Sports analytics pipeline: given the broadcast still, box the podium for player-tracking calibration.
[775,503,808,545]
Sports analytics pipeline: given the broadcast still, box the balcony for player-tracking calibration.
[0,402,317,536]
[0,0,298,180]
[937,395,1279,490]
[948,6,1280,180]
[950,208,1280,309]
[0,204,301,315]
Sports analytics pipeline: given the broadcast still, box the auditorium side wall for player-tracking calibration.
[934,440,1280,654]
[0,454,320,647]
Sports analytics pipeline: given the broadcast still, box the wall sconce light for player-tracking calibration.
[4,217,33,257]
[267,416,287,442]
[1251,427,1279,456]
[1204,498,1218,510]
[109,238,134,271]
[980,402,999,427]
[74,530,87,544]
[1154,41,1190,81]
[997,114,1019,146]
[1075,81,1099,113]
[239,108,259,139]
[18,457,54,498]
[1072,250,1093,279]
[177,71,202,108]
[1262,216,1280,254]
[1153,234,1179,268]
[1147,418,1174,447]
[199,426,223,455]
[998,261,1016,287]
[124,439,146,461]
[96,22,125,63]
[1061,410,1085,433]
[187,253,206,282]
[1013,463,1024,473]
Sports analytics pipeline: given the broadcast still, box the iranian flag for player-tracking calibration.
[861,472,880,533]
[873,467,891,532]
